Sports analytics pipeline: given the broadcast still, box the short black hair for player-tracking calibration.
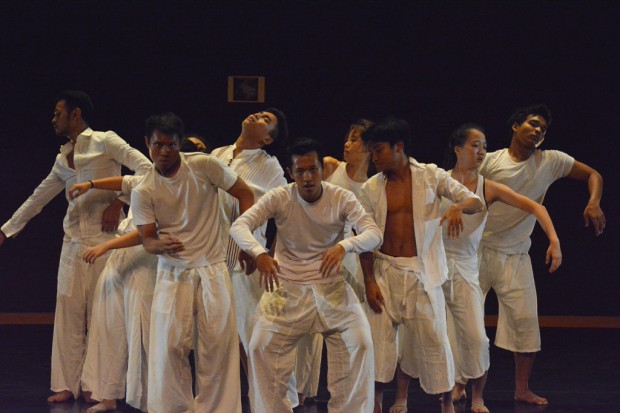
[508,104,552,127]
[145,112,184,141]
[56,90,94,123]
[263,107,289,158]
[180,133,209,153]
[362,116,412,154]
[444,123,485,169]
[288,138,324,169]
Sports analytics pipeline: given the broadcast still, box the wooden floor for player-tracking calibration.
[0,325,618,413]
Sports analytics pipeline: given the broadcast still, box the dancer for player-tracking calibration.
[131,112,254,413]
[359,117,484,413]
[0,90,150,403]
[296,118,374,405]
[231,138,382,413]
[478,104,605,405]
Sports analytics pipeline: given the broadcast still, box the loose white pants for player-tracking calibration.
[51,240,111,399]
[479,245,540,353]
[249,279,374,413]
[365,253,454,394]
[148,262,241,413]
[443,260,490,384]
[81,245,156,411]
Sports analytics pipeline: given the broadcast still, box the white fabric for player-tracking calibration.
[440,174,490,383]
[249,279,374,413]
[479,245,540,352]
[479,148,574,253]
[1,128,150,398]
[212,144,287,271]
[51,241,111,398]
[148,262,241,413]
[365,252,454,394]
[81,244,157,411]
[478,148,573,353]
[131,152,238,267]
[1,128,151,241]
[359,158,480,291]
[326,161,364,197]
[231,181,383,284]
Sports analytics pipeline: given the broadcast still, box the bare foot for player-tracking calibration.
[47,390,73,403]
[389,402,408,412]
[451,383,467,403]
[472,399,490,413]
[514,389,548,405]
[373,400,382,413]
[87,399,117,412]
[298,393,306,406]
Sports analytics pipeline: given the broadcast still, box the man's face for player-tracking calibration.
[51,100,73,137]
[241,111,277,147]
[289,151,323,203]
[370,141,401,173]
[512,114,548,149]
[146,130,181,176]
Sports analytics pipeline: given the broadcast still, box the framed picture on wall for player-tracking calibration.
[227,76,265,103]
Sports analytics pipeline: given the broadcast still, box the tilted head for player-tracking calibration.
[362,117,412,173]
[508,103,552,149]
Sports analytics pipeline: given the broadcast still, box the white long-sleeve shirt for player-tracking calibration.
[230,181,383,284]
[1,128,151,243]
[359,158,481,291]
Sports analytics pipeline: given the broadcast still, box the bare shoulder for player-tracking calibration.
[323,156,341,179]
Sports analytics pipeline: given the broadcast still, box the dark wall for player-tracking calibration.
[0,1,618,315]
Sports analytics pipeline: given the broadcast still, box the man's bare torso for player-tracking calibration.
[380,171,417,258]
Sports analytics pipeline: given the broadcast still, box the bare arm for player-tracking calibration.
[361,251,384,313]
[69,176,125,200]
[440,196,484,238]
[565,160,605,236]
[82,230,142,264]
[137,222,185,257]
[486,180,562,272]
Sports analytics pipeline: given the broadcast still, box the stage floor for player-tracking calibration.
[1,326,618,413]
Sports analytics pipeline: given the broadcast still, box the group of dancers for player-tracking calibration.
[0,90,606,413]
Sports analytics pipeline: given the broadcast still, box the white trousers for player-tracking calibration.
[365,254,454,394]
[443,259,490,384]
[148,262,241,413]
[479,245,540,353]
[294,255,365,397]
[249,279,374,413]
[51,240,111,398]
[81,245,156,411]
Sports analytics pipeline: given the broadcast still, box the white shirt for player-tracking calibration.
[326,162,364,198]
[479,148,574,254]
[131,152,238,268]
[230,182,383,284]
[211,144,287,270]
[1,128,151,243]
[359,158,480,291]
[440,173,488,282]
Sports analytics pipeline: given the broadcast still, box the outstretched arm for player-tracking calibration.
[486,179,562,272]
[565,160,605,236]
[69,176,125,200]
[82,230,142,263]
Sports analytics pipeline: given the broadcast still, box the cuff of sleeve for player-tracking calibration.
[249,245,268,260]
[1,223,17,239]
[338,239,353,254]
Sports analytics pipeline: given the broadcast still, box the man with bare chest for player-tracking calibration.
[359,118,483,413]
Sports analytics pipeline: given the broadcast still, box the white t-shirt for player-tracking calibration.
[479,148,574,254]
[131,153,238,267]
[230,182,382,284]
[211,144,287,270]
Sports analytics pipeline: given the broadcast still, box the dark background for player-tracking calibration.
[0,1,618,315]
